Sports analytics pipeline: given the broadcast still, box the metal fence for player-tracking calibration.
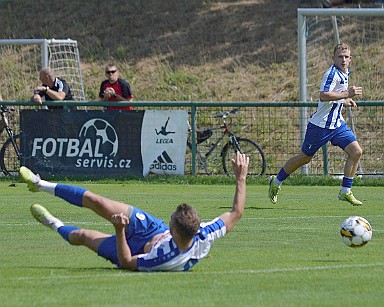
[1,101,383,177]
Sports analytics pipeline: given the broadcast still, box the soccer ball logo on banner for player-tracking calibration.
[79,119,119,157]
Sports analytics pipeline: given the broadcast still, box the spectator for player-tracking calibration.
[31,67,74,110]
[99,64,134,111]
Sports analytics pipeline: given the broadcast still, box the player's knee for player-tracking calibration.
[350,146,363,160]
[356,147,363,158]
[299,154,312,165]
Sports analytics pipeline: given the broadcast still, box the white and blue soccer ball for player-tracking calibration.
[340,216,372,248]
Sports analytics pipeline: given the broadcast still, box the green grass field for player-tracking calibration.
[1,179,383,307]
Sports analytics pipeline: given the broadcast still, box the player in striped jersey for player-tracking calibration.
[19,152,249,271]
[269,43,363,206]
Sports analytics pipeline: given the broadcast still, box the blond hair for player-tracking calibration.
[334,43,351,55]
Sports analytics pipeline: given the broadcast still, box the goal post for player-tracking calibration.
[0,38,85,102]
[297,8,384,175]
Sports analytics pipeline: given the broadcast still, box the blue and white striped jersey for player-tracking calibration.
[137,217,226,271]
[309,65,350,129]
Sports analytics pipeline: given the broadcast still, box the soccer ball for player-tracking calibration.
[340,216,372,247]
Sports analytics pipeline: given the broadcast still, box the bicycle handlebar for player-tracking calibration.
[214,107,240,119]
[0,105,15,113]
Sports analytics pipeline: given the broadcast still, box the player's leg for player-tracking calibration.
[338,141,363,205]
[343,141,362,178]
[269,123,323,204]
[82,191,133,222]
[30,203,109,252]
[269,151,312,204]
[19,166,133,221]
[331,124,363,206]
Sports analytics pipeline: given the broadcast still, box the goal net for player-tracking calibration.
[0,38,86,166]
[298,8,384,175]
[0,38,85,103]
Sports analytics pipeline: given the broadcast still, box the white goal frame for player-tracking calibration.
[0,38,85,102]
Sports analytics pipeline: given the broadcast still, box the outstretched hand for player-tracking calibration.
[219,151,249,233]
[231,151,249,180]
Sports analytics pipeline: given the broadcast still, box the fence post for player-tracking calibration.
[322,144,328,175]
[190,105,197,175]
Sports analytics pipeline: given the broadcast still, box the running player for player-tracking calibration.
[269,43,363,206]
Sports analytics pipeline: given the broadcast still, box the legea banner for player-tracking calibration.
[20,110,188,178]
[141,110,188,176]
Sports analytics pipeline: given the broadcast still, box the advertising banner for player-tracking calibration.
[141,110,188,176]
[20,110,188,178]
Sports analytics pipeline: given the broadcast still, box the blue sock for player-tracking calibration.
[57,225,80,242]
[342,177,354,188]
[54,184,87,207]
[276,168,290,182]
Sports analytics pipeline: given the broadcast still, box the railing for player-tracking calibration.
[1,101,383,176]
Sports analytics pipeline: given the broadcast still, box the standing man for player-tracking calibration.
[31,67,74,110]
[99,64,134,111]
[269,43,363,206]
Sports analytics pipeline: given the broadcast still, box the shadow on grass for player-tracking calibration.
[218,206,308,210]
[19,266,120,272]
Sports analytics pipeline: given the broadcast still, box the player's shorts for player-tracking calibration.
[301,121,357,156]
[97,207,169,266]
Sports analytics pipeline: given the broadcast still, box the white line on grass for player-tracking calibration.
[240,215,384,220]
[2,215,384,227]
[8,262,384,281]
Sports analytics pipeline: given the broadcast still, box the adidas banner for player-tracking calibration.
[141,110,188,176]
[20,110,188,178]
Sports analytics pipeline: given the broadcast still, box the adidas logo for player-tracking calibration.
[150,151,177,171]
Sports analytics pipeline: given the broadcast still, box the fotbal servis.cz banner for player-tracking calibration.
[20,110,188,178]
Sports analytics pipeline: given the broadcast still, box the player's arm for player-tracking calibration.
[320,86,362,102]
[218,152,249,233]
[111,213,139,270]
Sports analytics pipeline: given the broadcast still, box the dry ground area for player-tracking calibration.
[0,0,301,101]
[0,0,381,101]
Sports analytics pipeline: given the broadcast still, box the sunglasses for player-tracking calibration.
[105,70,117,74]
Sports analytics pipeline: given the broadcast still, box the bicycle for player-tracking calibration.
[187,107,266,176]
[0,105,21,176]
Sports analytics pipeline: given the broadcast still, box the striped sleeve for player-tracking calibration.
[198,217,226,242]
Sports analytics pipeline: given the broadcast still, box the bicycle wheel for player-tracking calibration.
[0,134,21,176]
[222,137,266,176]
